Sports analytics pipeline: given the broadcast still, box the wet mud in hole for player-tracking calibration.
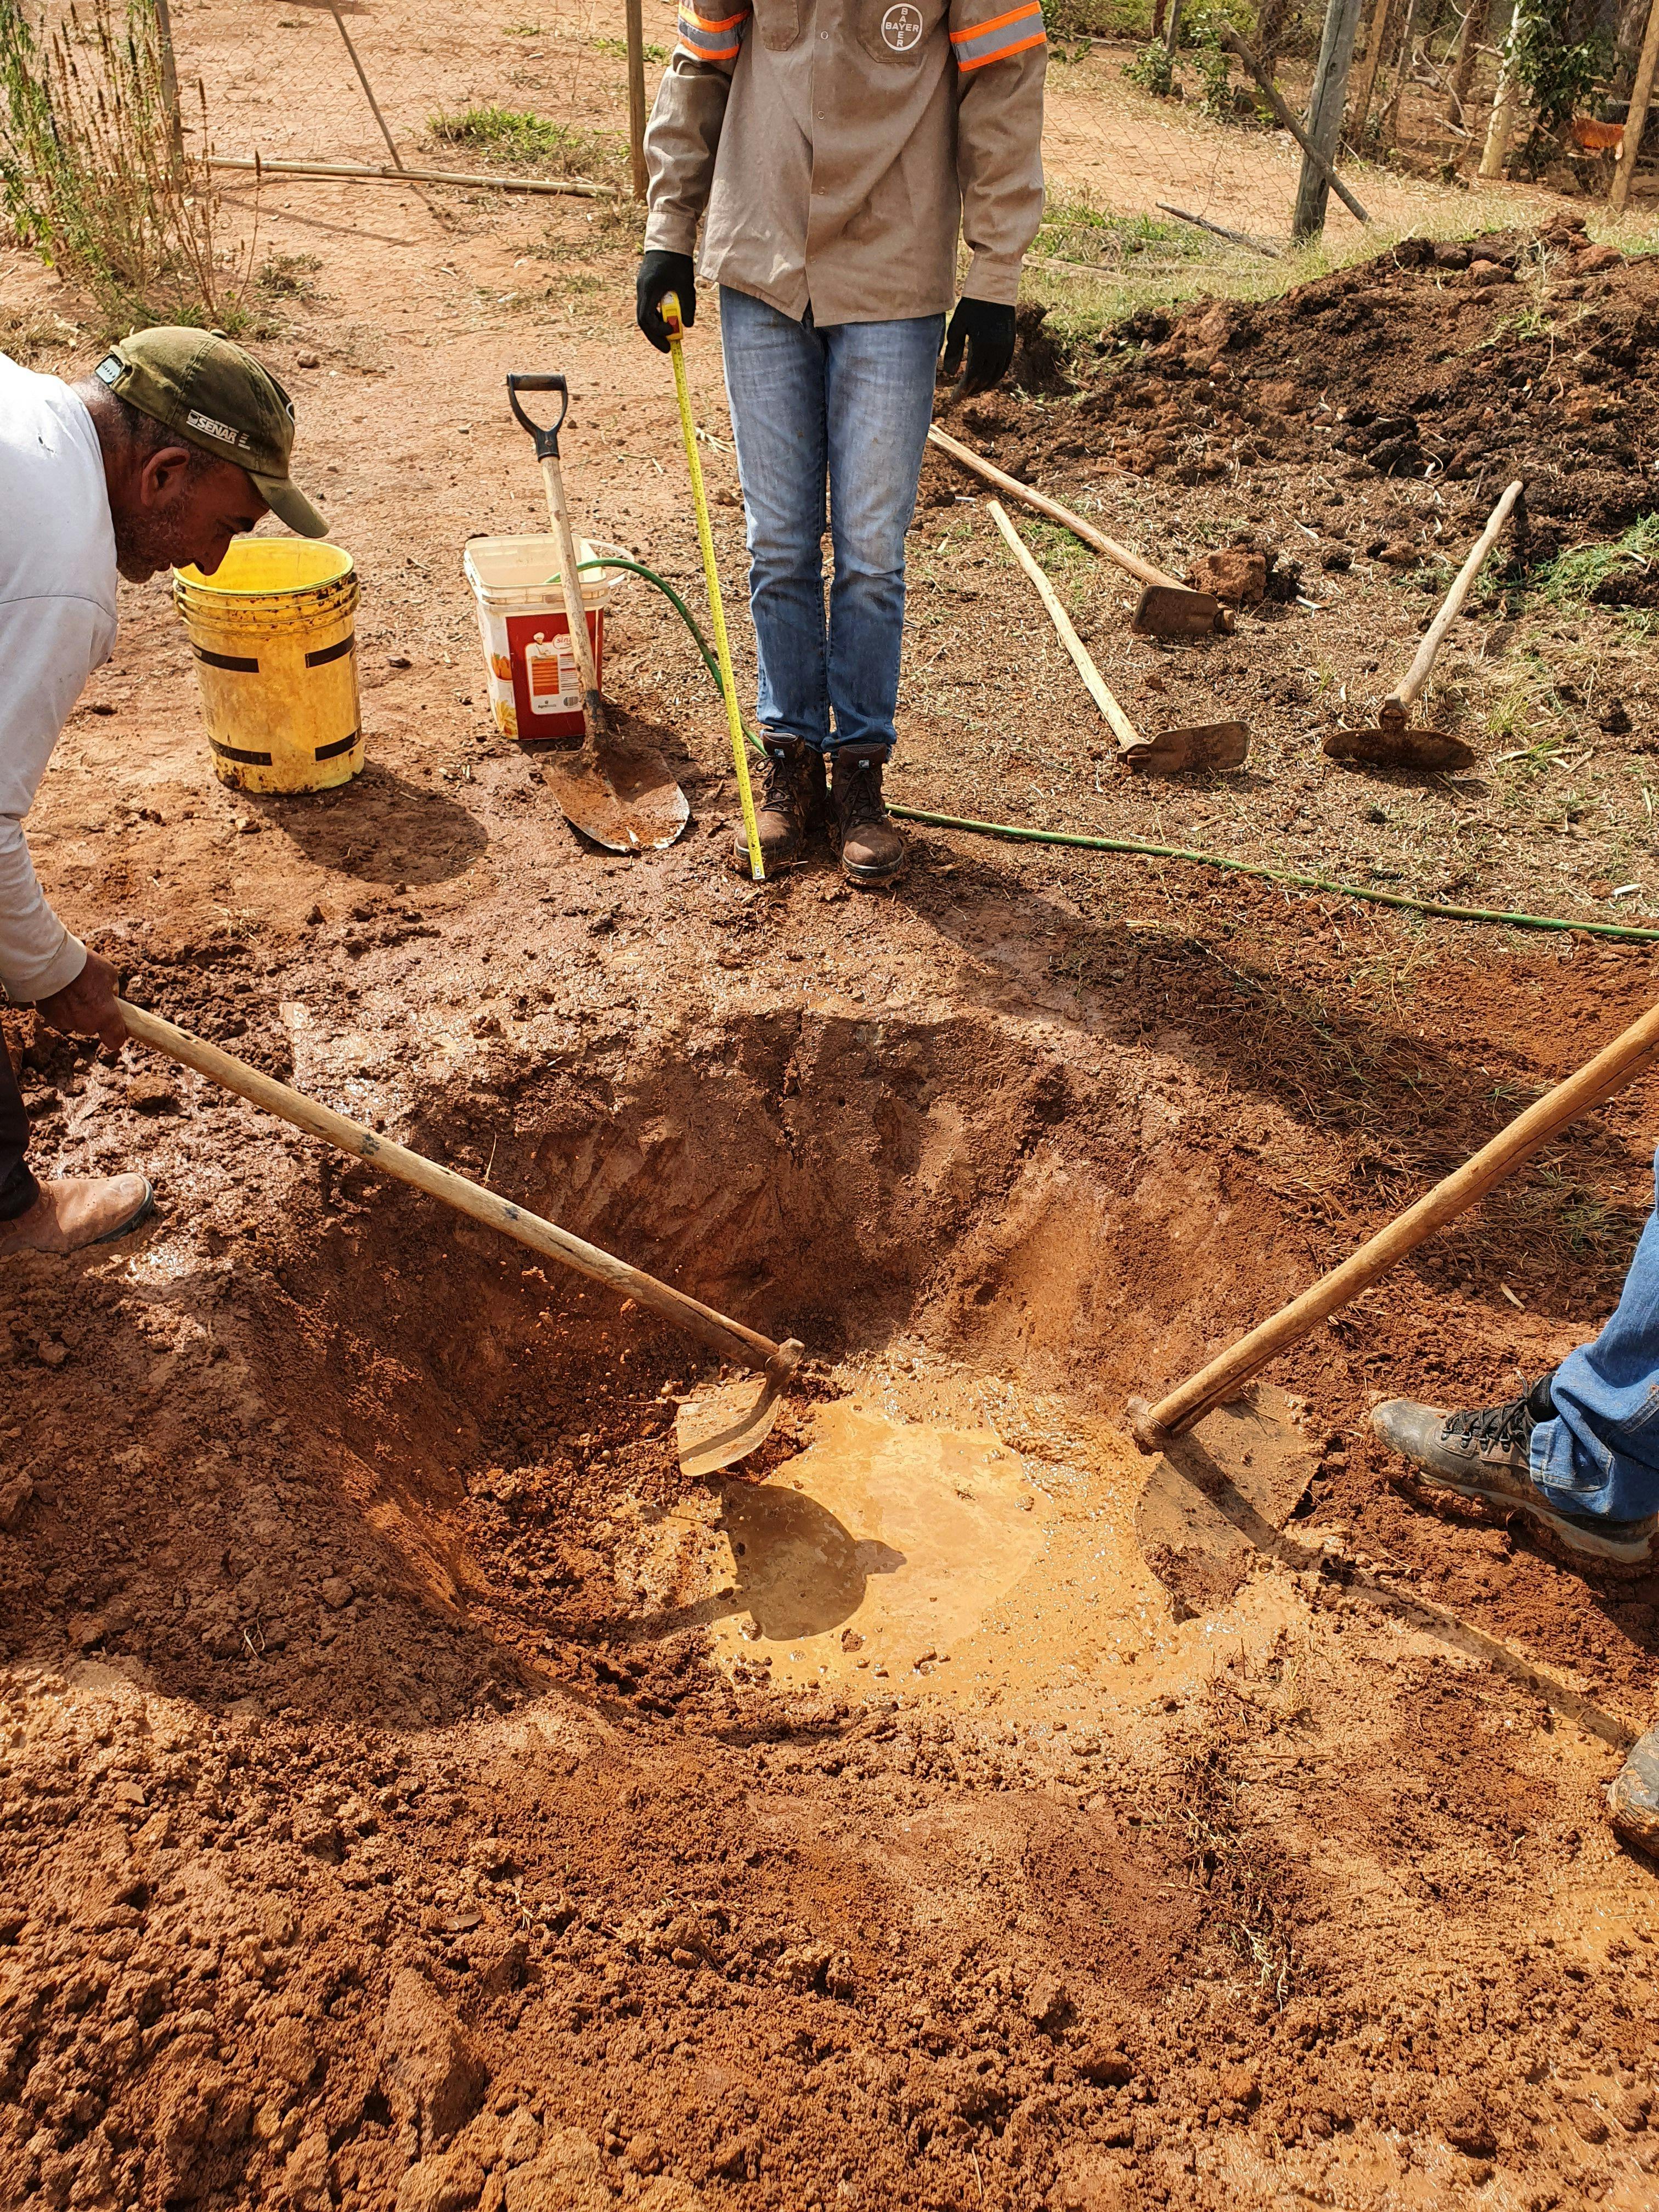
[6,963,1659,2212]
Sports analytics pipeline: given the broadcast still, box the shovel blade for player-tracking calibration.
[675,1340,806,1479]
[1131,584,1227,638]
[1322,726,1477,774]
[1124,720,1250,776]
[543,741,691,853]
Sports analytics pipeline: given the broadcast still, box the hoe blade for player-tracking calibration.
[1131,584,1228,638]
[675,1341,806,1480]
[1125,720,1250,776]
[1322,727,1477,774]
[543,741,691,854]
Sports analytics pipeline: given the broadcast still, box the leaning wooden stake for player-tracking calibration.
[1612,0,1659,211]
[1130,995,1659,1446]
[326,0,405,171]
[1222,27,1371,226]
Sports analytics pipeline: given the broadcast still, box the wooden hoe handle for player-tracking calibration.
[1391,479,1523,716]
[926,426,1183,595]
[118,1001,790,1378]
[1133,994,1659,1446]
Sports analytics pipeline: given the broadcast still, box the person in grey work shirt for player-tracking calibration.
[0,328,325,1259]
[635,0,1045,885]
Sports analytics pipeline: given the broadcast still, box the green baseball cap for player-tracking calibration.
[92,326,328,539]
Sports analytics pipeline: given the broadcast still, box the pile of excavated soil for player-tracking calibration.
[942,215,1652,563]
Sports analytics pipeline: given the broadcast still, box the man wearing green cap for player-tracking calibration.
[0,326,326,1258]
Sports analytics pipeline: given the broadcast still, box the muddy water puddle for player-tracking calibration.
[624,1396,1306,1707]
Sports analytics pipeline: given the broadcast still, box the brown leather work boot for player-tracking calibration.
[730,734,827,875]
[831,743,904,887]
[0,1175,154,1259]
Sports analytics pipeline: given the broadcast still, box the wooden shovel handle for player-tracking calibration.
[537,448,607,743]
[1135,991,1659,1443]
[1392,479,1523,714]
[118,1001,789,1376]
[927,425,1183,595]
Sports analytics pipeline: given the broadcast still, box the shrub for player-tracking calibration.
[0,0,253,332]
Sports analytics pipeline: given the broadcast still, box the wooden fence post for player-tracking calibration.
[1612,0,1659,211]
[1293,0,1367,240]
[626,0,649,201]
[1478,0,1522,176]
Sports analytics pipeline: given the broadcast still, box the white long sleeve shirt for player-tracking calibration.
[0,354,118,1003]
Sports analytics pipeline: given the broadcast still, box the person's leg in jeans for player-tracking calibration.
[1530,1146,1659,1521]
[719,289,832,872]
[822,311,945,884]
[821,311,945,754]
[0,1032,39,1224]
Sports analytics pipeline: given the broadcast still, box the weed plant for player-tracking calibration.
[427,104,621,179]
[0,0,253,333]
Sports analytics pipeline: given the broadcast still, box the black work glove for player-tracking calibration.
[636,250,697,353]
[941,297,1017,394]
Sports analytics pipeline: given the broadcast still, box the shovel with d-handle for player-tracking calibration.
[119,1001,802,1476]
[505,373,690,853]
[926,425,1233,638]
[1323,479,1523,774]
[987,501,1248,774]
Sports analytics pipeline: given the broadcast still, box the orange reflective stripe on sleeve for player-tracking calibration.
[950,0,1044,66]
[676,1,750,59]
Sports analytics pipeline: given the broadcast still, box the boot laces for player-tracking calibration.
[1443,1394,1534,1451]
[838,758,887,832]
[760,749,811,827]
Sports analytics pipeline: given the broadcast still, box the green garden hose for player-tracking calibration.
[590,557,1659,949]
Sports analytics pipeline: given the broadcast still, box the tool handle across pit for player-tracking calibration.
[1131,989,1659,1447]
[1392,478,1523,714]
[118,1001,793,1378]
[927,425,1183,595]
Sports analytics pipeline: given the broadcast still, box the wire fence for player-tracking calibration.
[15,0,1612,294]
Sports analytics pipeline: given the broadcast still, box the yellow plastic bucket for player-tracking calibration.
[173,540,364,794]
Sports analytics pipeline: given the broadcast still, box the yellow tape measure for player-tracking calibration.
[663,293,764,883]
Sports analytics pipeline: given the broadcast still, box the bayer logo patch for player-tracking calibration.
[881,2,923,48]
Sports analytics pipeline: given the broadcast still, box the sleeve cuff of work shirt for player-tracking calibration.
[6,933,87,1006]
[644,210,702,256]
[963,252,1024,307]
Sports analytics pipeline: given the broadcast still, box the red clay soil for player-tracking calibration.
[8,166,1659,2212]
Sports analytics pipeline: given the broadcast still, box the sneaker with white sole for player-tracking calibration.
[1372,1374,1658,1567]
[1610,1724,1659,1854]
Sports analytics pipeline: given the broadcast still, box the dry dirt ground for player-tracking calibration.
[10,20,1659,2212]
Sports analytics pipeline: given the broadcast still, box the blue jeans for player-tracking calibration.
[719,287,943,758]
[1532,1145,1659,1520]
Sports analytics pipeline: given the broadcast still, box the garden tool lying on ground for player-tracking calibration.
[927,424,1232,638]
[1322,478,1524,773]
[661,292,765,881]
[119,1002,802,1477]
[506,372,689,854]
[1125,991,1659,1586]
[988,501,1248,774]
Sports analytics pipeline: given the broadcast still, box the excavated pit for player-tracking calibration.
[201,1001,1322,1710]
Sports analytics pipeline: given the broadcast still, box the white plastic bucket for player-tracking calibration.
[462,535,631,744]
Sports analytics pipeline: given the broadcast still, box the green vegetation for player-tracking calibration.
[590,33,669,60]
[0,0,253,334]
[1535,514,1659,606]
[427,104,618,175]
[1125,40,1175,93]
